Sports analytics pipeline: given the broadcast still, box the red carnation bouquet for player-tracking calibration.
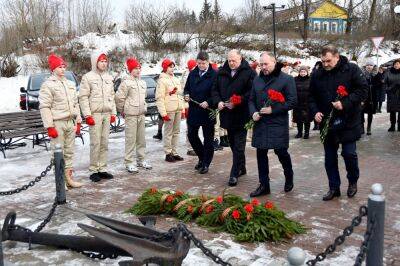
[320,85,349,143]
[245,89,286,130]
[189,93,242,120]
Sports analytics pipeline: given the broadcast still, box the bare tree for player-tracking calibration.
[75,0,113,35]
[125,2,175,52]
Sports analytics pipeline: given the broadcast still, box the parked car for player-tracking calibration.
[19,71,79,111]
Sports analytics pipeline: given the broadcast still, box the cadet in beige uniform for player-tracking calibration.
[156,59,185,162]
[115,58,152,173]
[39,54,82,189]
[79,52,117,182]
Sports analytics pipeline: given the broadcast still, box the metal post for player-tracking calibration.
[366,183,385,266]
[272,3,276,57]
[287,247,306,266]
[54,144,66,204]
[0,230,4,266]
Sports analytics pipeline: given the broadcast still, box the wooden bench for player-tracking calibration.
[0,111,48,158]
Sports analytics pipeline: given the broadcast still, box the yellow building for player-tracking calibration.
[309,0,348,34]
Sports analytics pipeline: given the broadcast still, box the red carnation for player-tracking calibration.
[187,205,193,213]
[230,94,242,105]
[267,89,285,103]
[251,198,260,206]
[205,205,214,214]
[216,196,223,204]
[175,190,184,197]
[232,209,241,220]
[244,204,254,213]
[166,195,174,203]
[337,85,348,97]
[150,187,157,194]
[264,201,274,209]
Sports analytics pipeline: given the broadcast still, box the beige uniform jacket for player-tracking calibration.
[155,72,184,117]
[39,75,82,128]
[115,76,147,116]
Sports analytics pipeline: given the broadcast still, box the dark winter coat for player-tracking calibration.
[184,66,217,126]
[309,55,368,143]
[249,63,297,150]
[211,59,255,130]
[384,67,400,112]
[293,75,312,123]
[373,71,385,102]
[362,70,377,114]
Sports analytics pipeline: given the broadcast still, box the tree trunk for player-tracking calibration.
[345,0,353,34]
[390,0,396,37]
[367,0,376,29]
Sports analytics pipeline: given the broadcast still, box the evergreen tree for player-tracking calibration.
[213,0,222,22]
[199,0,213,23]
[189,10,197,26]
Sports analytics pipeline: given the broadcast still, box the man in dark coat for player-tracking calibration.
[309,45,368,201]
[373,66,386,113]
[184,52,217,174]
[384,59,400,132]
[248,52,297,197]
[212,49,255,186]
[293,65,312,139]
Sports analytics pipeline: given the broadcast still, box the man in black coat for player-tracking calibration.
[212,49,255,186]
[309,45,368,201]
[248,52,297,197]
[184,52,217,174]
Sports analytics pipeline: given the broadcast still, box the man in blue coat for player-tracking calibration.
[248,52,297,197]
[184,52,217,174]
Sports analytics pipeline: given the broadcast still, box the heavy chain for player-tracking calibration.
[306,206,368,266]
[354,216,376,266]
[178,223,232,266]
[33,197,59,233]
[0,159,54,196]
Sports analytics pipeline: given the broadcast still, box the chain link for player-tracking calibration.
[0,159,54,196]
[178,223,232,266]
[354,216,376,266]
[33,197,59,233]
[306,206,368,266]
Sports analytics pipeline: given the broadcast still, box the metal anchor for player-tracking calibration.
[1,211,190,266]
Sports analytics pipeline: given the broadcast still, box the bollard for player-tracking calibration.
[0,230,3,266]
[54,144,66,204]
[287,247,306,266]
[366,183,385,266]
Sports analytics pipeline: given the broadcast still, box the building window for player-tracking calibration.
[314,21,320,32]
[323,22,329,32]
[331,22,337,33]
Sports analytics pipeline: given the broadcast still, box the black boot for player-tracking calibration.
[220,136,229,147]
[322,189,341,201]
[303,123,310,139]
[312,122,319,131]
[347,183,358,198]
[250,183,271,197]
[361,123,365,135]
[153,130,162,140]
[366,124,371,135]
[165,153,176,162]
[98,172,114,179]
[388,124,395,132]
[228,176,238,186]
[90,172,102,182]
[195,161,203,170]
[213,138,223,151]
[295,123,303,138]
[284,175,294,192]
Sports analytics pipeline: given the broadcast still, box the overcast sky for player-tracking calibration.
[112,0,290,23]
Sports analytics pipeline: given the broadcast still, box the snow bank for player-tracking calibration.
[0,76,28,113]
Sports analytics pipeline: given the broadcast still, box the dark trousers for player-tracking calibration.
[227,128,247,177]
[390,112,400,125]
[324,141,359,190]
[297,122,310,135]
[361,113,373,130]
[187,123,215,167]
[256,148,293,186]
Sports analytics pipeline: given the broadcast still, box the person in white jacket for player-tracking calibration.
[79,51,117,182]
[115,58,152,173]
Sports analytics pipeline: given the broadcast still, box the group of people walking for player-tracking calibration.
[40,44,396,201]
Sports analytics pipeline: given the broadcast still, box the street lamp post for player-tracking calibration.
[263,3,285,57]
